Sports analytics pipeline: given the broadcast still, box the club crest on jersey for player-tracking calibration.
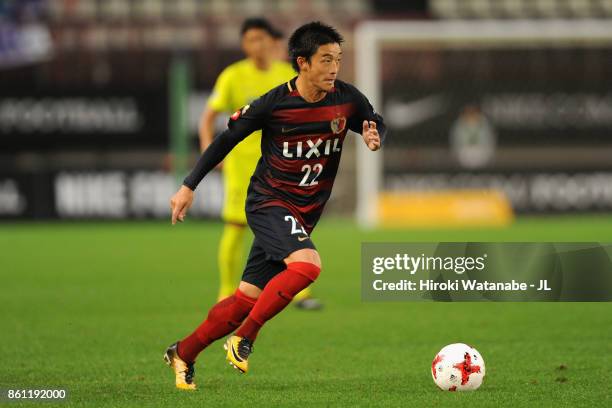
[330,116,346,134]
[231,104,250,120]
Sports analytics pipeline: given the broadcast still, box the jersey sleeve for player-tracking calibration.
[347,86,387,144]
[207,68,233,113]
[183,92,275,190]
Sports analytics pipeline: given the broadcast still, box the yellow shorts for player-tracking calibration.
[222,151,260,224]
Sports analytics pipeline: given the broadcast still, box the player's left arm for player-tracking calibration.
[361,120,381,151]
[348,88,387,151]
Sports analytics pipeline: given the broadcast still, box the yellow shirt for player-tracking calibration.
[207,59,295,158]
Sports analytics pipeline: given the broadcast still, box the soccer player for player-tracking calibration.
[164,21,385,390]
[200,17,321,309]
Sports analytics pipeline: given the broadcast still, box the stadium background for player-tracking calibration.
[1,1,611,407]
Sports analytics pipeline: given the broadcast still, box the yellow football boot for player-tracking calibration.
[224,335,253,374]
[163,342,196,390]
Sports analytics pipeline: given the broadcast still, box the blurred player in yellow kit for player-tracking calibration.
[199,18,322,309]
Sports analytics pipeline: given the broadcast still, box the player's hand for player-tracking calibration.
[362,120,381,151]
[170,185,194,225]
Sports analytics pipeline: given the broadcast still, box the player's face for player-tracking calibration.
[303,43,342,92]
[242,28,274,63]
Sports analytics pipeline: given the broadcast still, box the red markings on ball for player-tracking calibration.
[431,354,443,379]
[453,352,482,385]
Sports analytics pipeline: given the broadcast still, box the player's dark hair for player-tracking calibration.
[240,17,278,38]
[288,21,344,72]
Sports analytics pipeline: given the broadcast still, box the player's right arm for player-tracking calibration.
[170,92,274,224]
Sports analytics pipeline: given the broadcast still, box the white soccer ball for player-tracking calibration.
[431,343,485,391]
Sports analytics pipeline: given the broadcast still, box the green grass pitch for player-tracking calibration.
[1,215,611,407]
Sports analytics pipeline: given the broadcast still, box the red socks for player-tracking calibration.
[178,289,257,363]
[177,262,321,362]
[236,262,321,342]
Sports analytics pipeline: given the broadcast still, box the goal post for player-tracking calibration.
[354,19,612,228]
